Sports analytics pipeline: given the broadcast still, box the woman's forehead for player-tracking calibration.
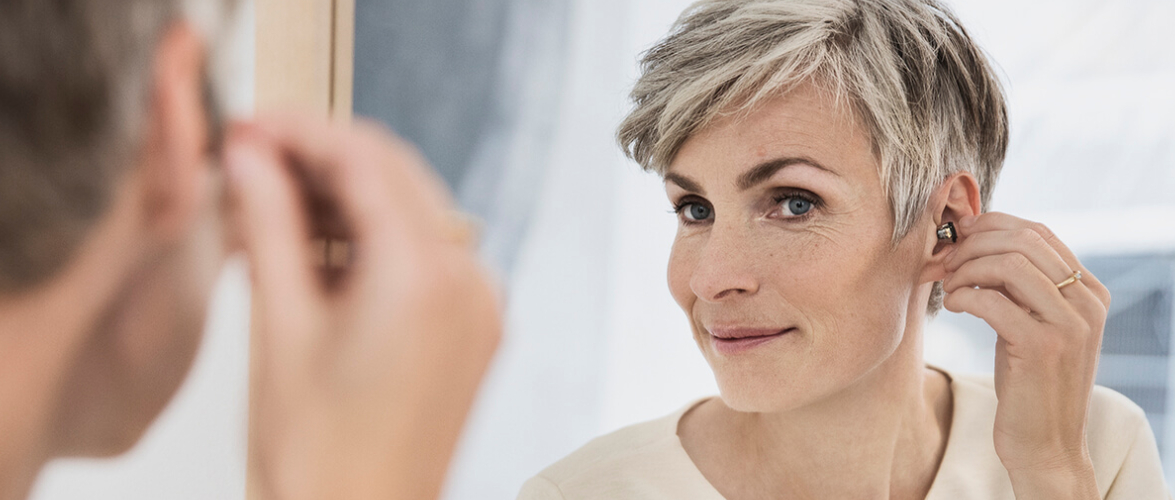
[667,82,877,189]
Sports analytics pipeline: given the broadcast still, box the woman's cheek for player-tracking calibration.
[762,231,837,288]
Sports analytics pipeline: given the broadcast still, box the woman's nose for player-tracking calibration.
[688,223,760,302]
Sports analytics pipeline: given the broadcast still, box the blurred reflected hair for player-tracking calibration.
[0,0,232,292]
[618,0,1008,314]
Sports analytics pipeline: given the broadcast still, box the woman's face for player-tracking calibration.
[666,81,933,412]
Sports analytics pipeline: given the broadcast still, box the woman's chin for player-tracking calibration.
[703,340,821,413]
[712,369,822,414]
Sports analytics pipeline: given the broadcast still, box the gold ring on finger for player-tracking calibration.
[1055,270,1083,290]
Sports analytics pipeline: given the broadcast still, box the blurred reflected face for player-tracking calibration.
[57,80,228,456]
[665,81,928,412]
[60,163,227,457]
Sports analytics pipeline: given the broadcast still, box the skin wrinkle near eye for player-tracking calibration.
[793,220,846,248]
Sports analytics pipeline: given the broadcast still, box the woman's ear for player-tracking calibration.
[137,21,212,245]
[919,172,982,284]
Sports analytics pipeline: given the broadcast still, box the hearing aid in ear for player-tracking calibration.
[936,222,957,243]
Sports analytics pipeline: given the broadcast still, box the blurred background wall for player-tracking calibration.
[28,0,1175,498]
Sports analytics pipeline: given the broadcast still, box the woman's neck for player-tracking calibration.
[679,327,953,499]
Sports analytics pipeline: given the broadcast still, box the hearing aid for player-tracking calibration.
[936,222,957,243]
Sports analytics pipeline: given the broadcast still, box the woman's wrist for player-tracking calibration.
[1006,458,1099,500]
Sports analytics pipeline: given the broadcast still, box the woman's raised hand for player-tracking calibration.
[941,212,1110,498]
[225,115,502,500]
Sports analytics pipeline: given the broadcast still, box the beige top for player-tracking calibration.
[519,371,1171,499]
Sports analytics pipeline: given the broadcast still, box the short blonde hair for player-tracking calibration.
[618,0,1008,313]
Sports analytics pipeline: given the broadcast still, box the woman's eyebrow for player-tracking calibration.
[737,156,838,191]
[664,172,705,194]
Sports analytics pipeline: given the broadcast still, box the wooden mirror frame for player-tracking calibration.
[255,0,354,119]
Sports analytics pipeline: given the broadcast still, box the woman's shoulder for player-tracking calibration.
[518,398,723,500]
[531,406,684,484]
[944,371,1168,498]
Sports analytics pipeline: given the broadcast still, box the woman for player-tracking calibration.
[519,0,1168,498]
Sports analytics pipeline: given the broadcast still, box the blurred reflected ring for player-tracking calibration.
[1055,271,1083,290]
[444,211,483,248]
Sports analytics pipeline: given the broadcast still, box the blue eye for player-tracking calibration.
[686,203,712,221]
[674,200,713,223]
[781,197,812,216]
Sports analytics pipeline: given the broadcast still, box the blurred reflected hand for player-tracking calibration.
[942,212,1110,499]
[225,115,501,500]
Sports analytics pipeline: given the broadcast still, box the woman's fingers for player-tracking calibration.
[251,114,454,253]
[942,286,1033,344]
[944,229,1074,284]
[944,212,1110,340]
[958,213,1111,308]
[245,115,476,308]
[944,253,1071,323]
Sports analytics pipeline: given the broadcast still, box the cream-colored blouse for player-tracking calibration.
[519,370,1171,499]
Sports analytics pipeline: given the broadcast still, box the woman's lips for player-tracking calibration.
[707,327,794,355]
